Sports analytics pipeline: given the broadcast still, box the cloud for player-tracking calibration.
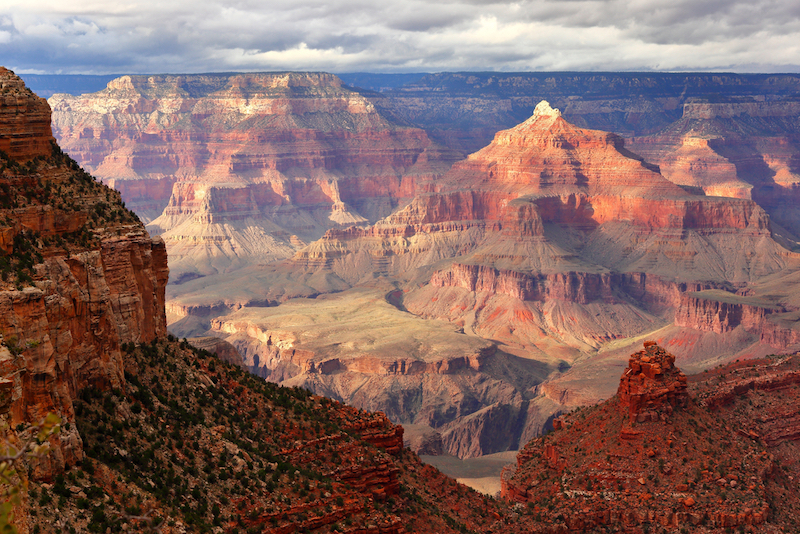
[1,0,799,73]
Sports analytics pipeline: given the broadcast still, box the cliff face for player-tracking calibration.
[0,68,168,479]
[166,103,800,461]
[0,67,53,161]
[49,73,455,280]
[627,100,800,240]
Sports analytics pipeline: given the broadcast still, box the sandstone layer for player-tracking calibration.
[0,67,53,161]
[627,100,800,242]
[176,103,800,460]
[357,72,800,156]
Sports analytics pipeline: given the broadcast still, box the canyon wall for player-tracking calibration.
[49,73,456,280]
[0,68,168,478]
[627,100,800,241]
[44,69,800,461]
[185,103,800,458]
[355,72,800,155]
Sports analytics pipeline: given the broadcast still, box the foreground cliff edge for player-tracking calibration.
[503,341,800,532]
[0,66,168,478]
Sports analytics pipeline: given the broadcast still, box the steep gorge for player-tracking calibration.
[44,71,800,462]
[181,102,800,459]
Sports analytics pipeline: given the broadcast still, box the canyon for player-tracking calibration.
[2,66,543,534]
[49,73,454,282]
[46,72,800,462]
[5,64,800,531]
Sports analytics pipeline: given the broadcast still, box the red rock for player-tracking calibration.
[0,67,54,161]
[0,69,168,480]
[48,72,456,278]
[617,343,688,423]
[627,100,800,238]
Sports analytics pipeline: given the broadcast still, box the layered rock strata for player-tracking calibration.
[357,72,800,155]
[0,67,53,161]
[291,101,790,355]
[0,68,168,479]
[181,102,800,459]
[49,73,455,280]
[627,100,800,240]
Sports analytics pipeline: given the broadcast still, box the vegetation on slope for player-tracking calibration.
[0,141,140,290]
[25,337,531,534]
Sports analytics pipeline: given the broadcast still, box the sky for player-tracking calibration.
[2,0,800,74]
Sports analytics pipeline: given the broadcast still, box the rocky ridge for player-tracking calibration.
[627,100,800,243]
[24,339,526,534]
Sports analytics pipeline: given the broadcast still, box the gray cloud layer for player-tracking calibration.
[2,0,799,74]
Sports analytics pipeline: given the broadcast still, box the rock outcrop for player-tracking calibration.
[617,341,688,423]
[627,99,800,241]
[502,343,774,532]
[0,68,168,480]
[0,67,53,161]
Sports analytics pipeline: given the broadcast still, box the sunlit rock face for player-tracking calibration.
[49,72,456,280]
[170,104,800,459]
[627,100,800,242]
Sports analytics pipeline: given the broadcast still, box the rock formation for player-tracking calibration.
[0,67,168,480]
[356,72,800,156]
[1,64,545,534]
[0,67,53,161]
[166,103,799,460]
[627,100,800,242]
[48,73,456,280]
[617,341,688,423]
[46,69,800,462]
[501,343,775,532]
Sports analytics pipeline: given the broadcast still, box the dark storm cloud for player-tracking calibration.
[1,0,799,74]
